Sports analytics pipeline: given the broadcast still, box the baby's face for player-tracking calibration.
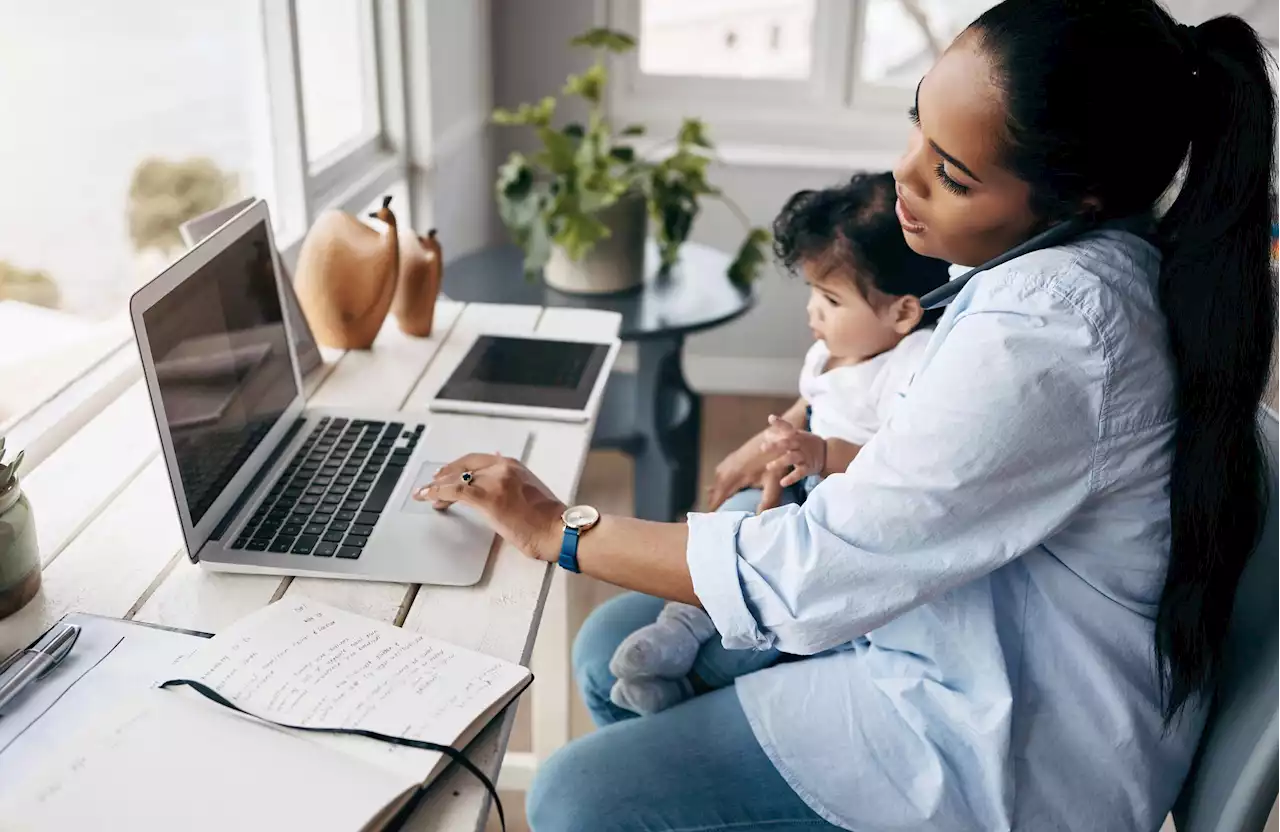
[802,262,916,362]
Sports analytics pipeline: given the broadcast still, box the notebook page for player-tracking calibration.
[167,598,531,783]
[0,691,410,832]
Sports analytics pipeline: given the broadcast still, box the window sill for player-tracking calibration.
[633,136,900,172]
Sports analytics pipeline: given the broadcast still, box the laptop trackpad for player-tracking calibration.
[399,461,482,522]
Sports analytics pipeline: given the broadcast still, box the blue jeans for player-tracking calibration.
[526,591,842,831]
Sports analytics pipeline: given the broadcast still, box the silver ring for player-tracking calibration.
[460,471,474,485]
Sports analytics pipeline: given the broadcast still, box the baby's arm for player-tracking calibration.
[759,416,827,487]
[705,397,809,510]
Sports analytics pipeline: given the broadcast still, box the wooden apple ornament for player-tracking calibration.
[392,228,443,337]
[294,196,400,350]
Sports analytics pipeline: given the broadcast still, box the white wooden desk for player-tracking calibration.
[0,300,619,831]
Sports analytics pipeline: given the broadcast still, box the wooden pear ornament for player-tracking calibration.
[392,228,443,337]
[294,195,400,350]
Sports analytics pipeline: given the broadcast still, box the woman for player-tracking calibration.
[420,1,1276,829]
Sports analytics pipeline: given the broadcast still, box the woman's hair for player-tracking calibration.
[772,172,951,327]
[970,0,1277,722]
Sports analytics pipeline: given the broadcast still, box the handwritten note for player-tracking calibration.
[171,599,530,781]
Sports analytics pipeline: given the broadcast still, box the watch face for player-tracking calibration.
[562,505,600,529]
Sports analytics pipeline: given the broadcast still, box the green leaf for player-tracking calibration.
[569,28,637,53]
[727,228,772,288]
[648,179,698,269]
[521,212,554,276]
[563,63,607,105]
[554,209,612,262]
[491,96,557,127]
[496,152,555,274]
[609,146,636,164]
[563,122,586,139]
[535,127,579,175]
[620,124,646,137]
[677,118,713,149]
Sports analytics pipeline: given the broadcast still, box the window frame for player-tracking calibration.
[3,0,426,451]
[604,0,965,160]
[263,0,415,257]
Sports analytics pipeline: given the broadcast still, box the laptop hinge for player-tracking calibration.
[207,417,306,544]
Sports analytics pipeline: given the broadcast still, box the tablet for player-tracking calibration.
[429,335,619,422]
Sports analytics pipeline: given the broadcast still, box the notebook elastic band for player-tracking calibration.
[159,678,508,832]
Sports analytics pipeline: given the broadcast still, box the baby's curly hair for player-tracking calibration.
[772,172,950,327]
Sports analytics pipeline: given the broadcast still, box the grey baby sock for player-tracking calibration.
[610,675,695,716]
[609,602,717,681]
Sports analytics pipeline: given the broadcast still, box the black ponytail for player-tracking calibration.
[971,0,1277,723]
[1151,16,1276,723]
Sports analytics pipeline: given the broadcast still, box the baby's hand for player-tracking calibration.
[760,415,826,487]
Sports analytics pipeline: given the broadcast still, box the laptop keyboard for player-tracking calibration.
[230,417,422,559]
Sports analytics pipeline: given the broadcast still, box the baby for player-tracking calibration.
[609,171,951,715]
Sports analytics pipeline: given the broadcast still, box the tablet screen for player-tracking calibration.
[435,336,610,412]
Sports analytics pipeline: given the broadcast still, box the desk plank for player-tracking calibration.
[0,461,182,655]
[402,308,622,831]
[22,382,158,569]
[4,302,618,832]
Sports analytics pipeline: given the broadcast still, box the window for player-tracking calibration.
[1,0,417,432]
[638,0,816,80]
[296,0,380,164]
[859,0,995,87]
[0,0,273,424]
[608,0,1000,155]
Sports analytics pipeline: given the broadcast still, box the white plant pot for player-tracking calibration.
[543,193,647,295]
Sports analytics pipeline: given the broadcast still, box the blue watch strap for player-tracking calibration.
[557,526,581,573]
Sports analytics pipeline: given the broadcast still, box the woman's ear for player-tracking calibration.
[890,295,924,334]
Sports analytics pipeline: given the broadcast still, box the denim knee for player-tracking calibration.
[526,733,621,831]
[571,611,616,712]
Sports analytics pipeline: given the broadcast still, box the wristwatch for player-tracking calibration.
[557,505,600,573]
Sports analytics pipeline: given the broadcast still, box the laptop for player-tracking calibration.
[129,199,529,586]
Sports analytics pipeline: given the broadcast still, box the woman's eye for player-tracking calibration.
[907,105,920,126]
[824,294,840,306]
[933,161,970,196]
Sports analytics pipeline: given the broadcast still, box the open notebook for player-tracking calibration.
[0,600,531,831]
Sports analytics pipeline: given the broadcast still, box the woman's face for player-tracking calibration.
[891,35,1040,267]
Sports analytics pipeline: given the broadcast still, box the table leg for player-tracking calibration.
[631,336,701,521]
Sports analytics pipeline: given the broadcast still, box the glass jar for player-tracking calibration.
[0,478,40,620]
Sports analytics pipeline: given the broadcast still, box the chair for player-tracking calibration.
[1172,407,1279,832]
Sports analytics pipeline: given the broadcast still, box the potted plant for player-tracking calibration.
[0,436,39,620]
[493,27,770,295]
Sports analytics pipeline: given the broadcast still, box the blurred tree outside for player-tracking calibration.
[0,260,60,309]
[127,156,238,255]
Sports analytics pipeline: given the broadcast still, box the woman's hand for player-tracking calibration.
[756,468,785,513]
[760,416,827,487]
[705,437,774,511]
[414,454,566,562]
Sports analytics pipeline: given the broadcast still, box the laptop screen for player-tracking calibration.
[142,219,299,526]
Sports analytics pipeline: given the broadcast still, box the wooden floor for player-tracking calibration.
[483,392,1280,832]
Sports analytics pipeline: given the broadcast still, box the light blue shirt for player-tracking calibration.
[687,229,1205,831]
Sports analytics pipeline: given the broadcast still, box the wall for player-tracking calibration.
[421,0,499,259]
[489,0,1279,396]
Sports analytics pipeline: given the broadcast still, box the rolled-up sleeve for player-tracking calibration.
[687,281,1107,655]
